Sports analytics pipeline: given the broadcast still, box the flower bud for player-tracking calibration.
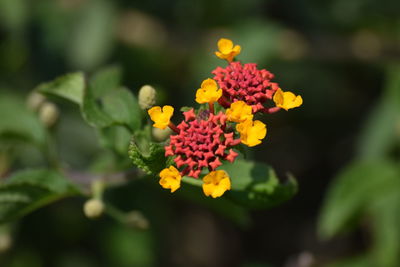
[83,198,104,219]
[39,102,59,127]
[0,233,12,253]
[138,85,156,109]
[152,127,172,141]
[26,91,46,111]
[126,210,149,230]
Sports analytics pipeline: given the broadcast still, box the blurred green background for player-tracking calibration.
[0,0,400,266]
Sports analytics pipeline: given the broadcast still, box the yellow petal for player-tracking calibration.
[236,119,267,147]
[162,105,174,117]
[202,170,231,198]
[233,45,241,54]
[226,101,253,122]
[218,38,234,54]
[273,88,303,111]
[201,78,218,90]
[159,166,181,193]
[195,79,222,104]
[216,38,241,62]
[148,105,174,129]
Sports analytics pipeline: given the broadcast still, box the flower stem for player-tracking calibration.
[208,102,215,114]
[168,122,180,133]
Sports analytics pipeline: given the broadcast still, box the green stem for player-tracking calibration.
[182,176,203,187]
[105,203,127,224]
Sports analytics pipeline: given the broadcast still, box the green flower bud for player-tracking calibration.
[152,127,172,141]
[39,102,59,127]
[83,198,104,219]
[126,210,149,230]
[0,233,12,253]
[138,85,156,109]
[26,91,46,111]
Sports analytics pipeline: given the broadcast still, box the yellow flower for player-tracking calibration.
[215,38,241,62]
[273,88,303,111]
[195,78,222,104]
[202,170,231,198]
[226,101,253,122]
[159,166,181,193]
[148,105,174,129]
[236,119,267,147]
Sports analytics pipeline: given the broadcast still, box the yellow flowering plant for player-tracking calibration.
[141,38,303,202]
[0,38,302,229]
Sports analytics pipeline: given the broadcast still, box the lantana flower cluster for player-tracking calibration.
[148,38,303,198]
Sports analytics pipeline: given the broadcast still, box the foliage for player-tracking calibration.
[319,65,400,267]
[0,169,80,223]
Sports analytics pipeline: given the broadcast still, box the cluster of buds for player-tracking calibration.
[148,38,302,198]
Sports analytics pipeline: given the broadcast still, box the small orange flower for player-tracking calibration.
[273,88,303,111]
[159,166,181,193]
[215,38,241,62]
[202,170,231,198]
[236,119,267,147]
[148,105,174,129]
[226,101,253,122]
[195,78,222,104]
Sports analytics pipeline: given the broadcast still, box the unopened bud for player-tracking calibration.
[152,127,172,141]
[83,198,104,219]
[126,210,149,230]
[0,233,12,253]
[39,102,59,127]
[91,179,105,199]
[27,91,46,111]
[138,85,156,109]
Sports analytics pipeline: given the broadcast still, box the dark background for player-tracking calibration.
[0,0,399,266]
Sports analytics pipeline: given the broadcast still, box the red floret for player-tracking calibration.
[212,62,280,112]
[164,109,240,178]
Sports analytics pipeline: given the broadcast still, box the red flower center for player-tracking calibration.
[212,61,279,112]
[164,109,240,178]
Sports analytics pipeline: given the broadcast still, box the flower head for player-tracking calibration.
[226,101,253,123]
[164,109,240,178]
[236,119,267,147]
[273,88,303,111]
[148,105,174,129]
[202,170,231,198]
[215,38,241,62]
[213,62,279,112]
[159,166,182,192]
[195,78,222,104]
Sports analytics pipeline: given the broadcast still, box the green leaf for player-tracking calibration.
[182,159,298,209]
[128,139,169,175]
[37,68,141,131]
[79,66,128,129]
[177,183,251,227]
[357,65,400,160]
[98,125,131,156]
[368,191,400,267]
[101,88,142,131]
[0,93,46,146]
[81,87,114,128]
[37,72,85,105]
[89,65,122,98]
[224,160,297,209]
[318,160,400,239]
[67,0,116,70]
[0,169,80,223]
